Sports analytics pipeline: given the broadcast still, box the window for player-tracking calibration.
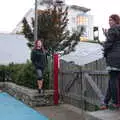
[76,15,88,25]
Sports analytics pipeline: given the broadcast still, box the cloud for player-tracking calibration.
[0,0,120,33]
[0,0,34,33]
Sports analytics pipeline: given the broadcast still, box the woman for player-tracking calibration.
[31,39,47,94]
[101,14,120,109]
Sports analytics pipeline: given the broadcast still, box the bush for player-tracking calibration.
[0,61,50,89]
[0,65,7,81]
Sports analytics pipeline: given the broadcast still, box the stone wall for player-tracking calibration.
[0,82,54,107]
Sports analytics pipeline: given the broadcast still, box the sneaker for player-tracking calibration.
[100,104,108,110]
[109,103,119,110]
[38,89,44,94]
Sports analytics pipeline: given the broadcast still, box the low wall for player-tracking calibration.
[0,82,54,107]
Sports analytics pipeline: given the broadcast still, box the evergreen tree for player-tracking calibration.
[22,18,34,49]
[22,5,84,54]
[59,26,84,54]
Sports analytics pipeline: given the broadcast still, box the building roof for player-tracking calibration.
[61,42,103,66]
[39,0,53,5]
[12,1,91,33]
[70,5,90,12]
[0,33,30,65]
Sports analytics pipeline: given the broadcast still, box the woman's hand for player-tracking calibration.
[102,28,108,36]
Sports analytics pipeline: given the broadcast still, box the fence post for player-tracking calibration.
[53,54,59,105]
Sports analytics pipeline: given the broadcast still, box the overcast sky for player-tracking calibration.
[67,0,120,27]
[0,0,120,35]
[0,0,34,33]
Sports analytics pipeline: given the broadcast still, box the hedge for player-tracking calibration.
[0,61,50,89]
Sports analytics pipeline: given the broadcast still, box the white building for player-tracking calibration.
[66,5,93,40]
[12,0,93,40]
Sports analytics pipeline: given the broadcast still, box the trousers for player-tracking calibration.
[104,71,120,104]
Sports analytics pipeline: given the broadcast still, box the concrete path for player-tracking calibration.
[88,109,120,120]
[35,104,120,120]
[35,104,86,120]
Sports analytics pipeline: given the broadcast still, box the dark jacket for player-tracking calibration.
[104,25,120,68]
[31,49,47,70]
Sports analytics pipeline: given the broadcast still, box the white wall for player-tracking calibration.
[0,34,30,65]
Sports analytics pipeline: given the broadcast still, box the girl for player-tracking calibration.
[31,39,47,94]
[101,14,120,109]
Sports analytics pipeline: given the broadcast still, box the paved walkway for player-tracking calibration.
[35,104,120,120]
[88,109,120,120]
[35,104,86,120]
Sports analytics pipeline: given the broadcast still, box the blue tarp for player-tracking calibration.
[0,93,48,120]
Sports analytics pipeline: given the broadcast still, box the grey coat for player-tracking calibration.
[104,25,120,69]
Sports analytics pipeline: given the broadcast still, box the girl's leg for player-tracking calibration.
[37,80,43,89]
[116,72,120,106]
[36,69,44,93]
[109,71,120,105]
[100,74,111,109]
[104,77,111,105]
[100,71,120,110]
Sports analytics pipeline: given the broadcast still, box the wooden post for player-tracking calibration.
[53,54,59,105]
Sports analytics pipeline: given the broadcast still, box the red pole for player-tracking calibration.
[53,54,59,105]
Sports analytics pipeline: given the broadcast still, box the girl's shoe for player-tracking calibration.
[100,104,108,110]
[109,103,119,110]
[38,89,44,94]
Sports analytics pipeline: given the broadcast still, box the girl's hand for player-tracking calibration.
[102,28,108,36]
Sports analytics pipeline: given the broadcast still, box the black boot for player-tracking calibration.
[38,89,44,94]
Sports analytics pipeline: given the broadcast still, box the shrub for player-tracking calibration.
[0,61,50,89]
